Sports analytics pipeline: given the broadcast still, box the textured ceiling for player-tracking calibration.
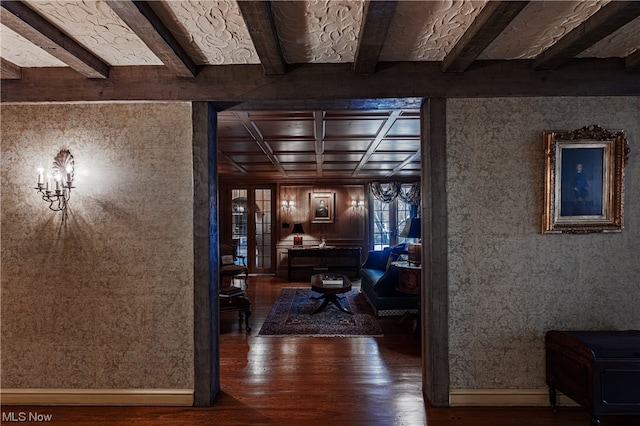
[3,1,638,68]
[1,0,639,181]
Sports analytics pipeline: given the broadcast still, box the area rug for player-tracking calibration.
[258,287,383,337]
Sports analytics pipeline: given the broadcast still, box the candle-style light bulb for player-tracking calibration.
[65,164,73,185]
[46,173,52,191]
[37,166,44,185]
[54,172,62,191]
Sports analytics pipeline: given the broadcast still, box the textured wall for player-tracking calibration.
[446,97,640,390]
[1,103,194,389]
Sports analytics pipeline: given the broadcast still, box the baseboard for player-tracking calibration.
[0,389,193,406]
[449,389,579,407]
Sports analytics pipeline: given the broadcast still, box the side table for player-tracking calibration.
[393,261,421,333]
[219,294,251,332]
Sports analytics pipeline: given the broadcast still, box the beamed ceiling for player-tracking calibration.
[2,1,639,181]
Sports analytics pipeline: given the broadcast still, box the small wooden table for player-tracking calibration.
[393,261,421,333]
[219,294,252,332]
[310,273,353,315]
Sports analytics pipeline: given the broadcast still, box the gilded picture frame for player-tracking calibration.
[542,125,629,234]
[310,192,334,223]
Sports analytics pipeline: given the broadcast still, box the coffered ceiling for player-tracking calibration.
[2,1,639,180]
[217,109,420,180]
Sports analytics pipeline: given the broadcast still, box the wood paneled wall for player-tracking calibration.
[277,184,368,276]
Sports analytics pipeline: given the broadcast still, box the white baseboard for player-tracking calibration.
[449,389,579,407]
[0,389,193,406]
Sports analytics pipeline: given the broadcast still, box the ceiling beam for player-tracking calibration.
[1,58,21,79]
[313,111,325,176]
[533,1,640,71]
[234,112,288,177]
[105,0,197,78]
[218,151,248,175]
[352,110,401,177]
[353,0,398,74]
[442,1,529,73]
[3,59,639,103]
[0,0,108,79]
[236,0,286,76]
[387,150,420,177]
[625,49,640,71]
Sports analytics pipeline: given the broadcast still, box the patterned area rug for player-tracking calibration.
[258,287,383,337]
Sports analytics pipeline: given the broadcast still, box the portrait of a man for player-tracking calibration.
[311,193,333,223]
[560,147,603,217]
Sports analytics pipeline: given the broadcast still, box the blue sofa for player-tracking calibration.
[360,245,419,317]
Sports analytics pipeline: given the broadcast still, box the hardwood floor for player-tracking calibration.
[5,277,638,425]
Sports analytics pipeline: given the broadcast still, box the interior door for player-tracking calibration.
[230,186,274,274]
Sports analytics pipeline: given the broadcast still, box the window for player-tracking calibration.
[372,184,415,250]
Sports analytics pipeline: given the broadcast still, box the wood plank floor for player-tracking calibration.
[5,276,639,425]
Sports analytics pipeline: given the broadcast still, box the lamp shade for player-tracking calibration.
[291,223,305,234]
[400,218,421,239]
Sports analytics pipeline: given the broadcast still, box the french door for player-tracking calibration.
[230,186,274,274]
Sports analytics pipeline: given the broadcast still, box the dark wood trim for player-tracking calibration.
[313,110,325,176]
[352,110,400,177]
[625,49,640,71]
[233,111,288,177]
[0,0,108,79]
[353,0,398,74]
[533,1,640,70]
[0,58,21,79]
[105,0,198,78]
[3,59,638,103]
[236,0,286,75]
[442,1,529,73]
[192,102,220,406]
[421,98,449,407]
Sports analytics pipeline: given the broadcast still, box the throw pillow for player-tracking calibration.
[221,255,235,265]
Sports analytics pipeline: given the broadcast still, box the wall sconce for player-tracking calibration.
[351,199,365,210]
[282,199,294,211]
[35,149,74,212]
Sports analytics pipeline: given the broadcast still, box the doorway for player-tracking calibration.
[228,185,275,274]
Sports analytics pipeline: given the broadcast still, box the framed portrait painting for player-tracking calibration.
[310,192,334,223]
[542,125,629,234]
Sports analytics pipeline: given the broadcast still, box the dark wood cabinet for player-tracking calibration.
[545,330,640,425]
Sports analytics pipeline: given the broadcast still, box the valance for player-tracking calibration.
[370,182,420,204]
[370,182,401,203]
[398,182,420,205]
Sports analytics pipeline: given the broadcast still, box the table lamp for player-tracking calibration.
[292,223,304,246]
[400,218,421,265]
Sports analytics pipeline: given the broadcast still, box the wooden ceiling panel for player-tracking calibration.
[324,118,385,138]
[323,153,364,162]
[277,153,317,163]
[217,140,264,153]
[253,119,315,139]
[369,152,416,162]
[269,140,316,152]
[386,117,421,137]
[322,162,361,170]
[323,139,372,151]
[377,139,420,151]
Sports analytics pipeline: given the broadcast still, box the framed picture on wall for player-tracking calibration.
[310,192,334,223]
[542,125,629,234]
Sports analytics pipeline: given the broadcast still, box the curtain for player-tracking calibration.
[370,182,401,203]
[398,182,420,205]
[370,182,420,205]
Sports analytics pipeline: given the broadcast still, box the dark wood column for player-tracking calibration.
[192,102,220,406]
[420,98,450,407]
